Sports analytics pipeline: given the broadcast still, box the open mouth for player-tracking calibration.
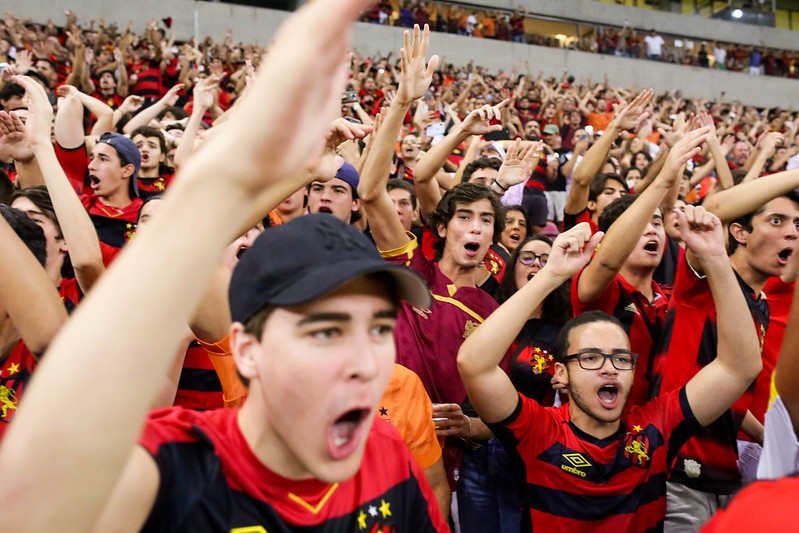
[778,248,793,264]
[508,232,521,243]
[598,383,619,407]
[328,408,369,459]
[317,207,333,214]
[236,244,249,260]
[643,240,659,253]
[464,242,480,253]
[89,176,101,189]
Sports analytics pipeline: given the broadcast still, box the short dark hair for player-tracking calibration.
[386,178,417,210]
[461,157,502,183]
[0,205,47,267]
[598,194,640,233]
[588,172,628,203]
[426,183,505,259]
[556,311,625,361]
[728,191,799,255]
[0,82,25,104]
[158,106,189,121]
[130,125,168,155]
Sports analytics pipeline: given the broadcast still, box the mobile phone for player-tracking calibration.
[341,90,358,104]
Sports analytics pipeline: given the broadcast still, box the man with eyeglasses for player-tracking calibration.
[458,215,761,531]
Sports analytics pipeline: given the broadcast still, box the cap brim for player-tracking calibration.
[269,259,431,310]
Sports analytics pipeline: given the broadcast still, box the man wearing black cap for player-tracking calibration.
[0,2,450,530]
[81,131,143,260]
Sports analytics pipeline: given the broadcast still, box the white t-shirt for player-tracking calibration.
[645,34,665,56]
[757,396,799,480]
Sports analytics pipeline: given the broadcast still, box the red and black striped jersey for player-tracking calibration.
[489,387,700,532]
[572,269,671,408]
[139,408,448,532]
[651,257,768,494]
[173,340,224,411]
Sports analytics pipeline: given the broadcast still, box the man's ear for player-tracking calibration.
[437,222,447,240]
[728,222,749,248]
[586,199,597,213]
[231,322,259,381]
[121,164,135,180]
[351,197,361,213]
[554,362,569,388]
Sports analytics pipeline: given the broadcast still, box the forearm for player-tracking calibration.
[703,168,799,223]
[414,124,468,186]
[122,101,168,134]
[775,280,799,410]
[708,139,734,190]
[33,145,104,293]
[0,216,67,356]
[359,102,410,201]
[572,123,620,187]
[740,410,764,445]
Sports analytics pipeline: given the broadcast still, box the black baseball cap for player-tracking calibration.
[229,214,430,324]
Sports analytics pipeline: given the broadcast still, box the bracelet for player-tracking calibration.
[493,180,508,191]
[685,256,707,279]
[462,414,472,438]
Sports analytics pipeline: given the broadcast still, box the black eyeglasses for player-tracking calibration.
[517,252,549,267]
[562,350,638,371]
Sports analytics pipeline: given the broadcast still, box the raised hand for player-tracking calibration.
[496,139,544,188]
[543,222,604,282]
[460,99,509,137]
[659,125,712,188]
[609,88,653,132]
[192,75,220,112]
[672,205,725,259]
[395,24,439,106]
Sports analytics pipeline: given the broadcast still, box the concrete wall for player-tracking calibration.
[5,0,799,107]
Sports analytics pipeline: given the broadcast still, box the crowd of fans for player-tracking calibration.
[0,4,798,532]
[361,1,799,77]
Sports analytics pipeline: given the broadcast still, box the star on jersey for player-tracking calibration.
[379,407,388,416]
[379,499,392,518]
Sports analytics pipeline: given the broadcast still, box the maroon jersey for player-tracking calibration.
[382,236,503,488]
[0,342,36,442]
[651,257,768,494]
[572,269,670,407]
[489,388,700,532]
[139,408,448,532]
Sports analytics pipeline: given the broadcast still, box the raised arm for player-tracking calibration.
[412,100,506,215]
[16,76,106,294]
[121,83,184,135]
[678,206,762,426]
[0,0,369,528]
[0,211,67,358]
[577,126,710,303]
[359,24,438,252]
[459,223,603,423]
[564,89,653,216]
[702,167,799,224]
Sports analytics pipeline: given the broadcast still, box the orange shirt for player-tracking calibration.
[377,364,442,470]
